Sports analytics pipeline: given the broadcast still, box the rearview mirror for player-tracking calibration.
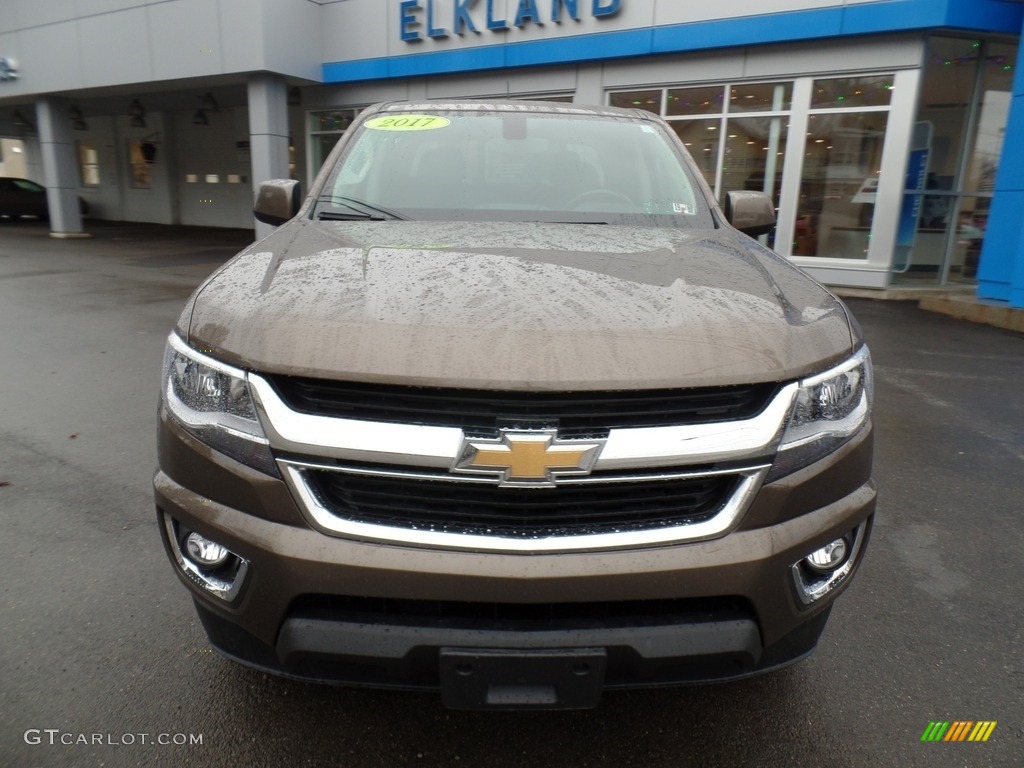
[725,191,775,237]
[254,179,302,226]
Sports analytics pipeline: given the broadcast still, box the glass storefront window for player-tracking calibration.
[312,134,342,169]
[654,81,794,197]
[609,76,901,260]
[669,118,722,188]
[315,111,356,132]
[608,89,662,114]
[721,116,788,204]
[795,112,889,259]
[895,195,989,279]
[615,80,793,248]
[729,82,792,113]
[965,41,1016,195]
[918,39,978,193]
[310,108,363,176]
[77,141,100,186]
[953,196,988,279]
[810,75,894,109]
[666,85,725,116]
[894,37,1017,285]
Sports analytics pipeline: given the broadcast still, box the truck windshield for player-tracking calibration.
[316,110,715,228]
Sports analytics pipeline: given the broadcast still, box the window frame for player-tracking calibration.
[77,141,101,187]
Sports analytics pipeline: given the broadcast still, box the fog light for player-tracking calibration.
[791,522,867,607]
[185,532,231,570]
[162,513,249,602]
[804,538,849,574]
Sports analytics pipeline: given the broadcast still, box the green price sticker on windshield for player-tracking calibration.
[366,115,451,131]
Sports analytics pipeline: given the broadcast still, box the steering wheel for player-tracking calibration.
[567,189,636,211]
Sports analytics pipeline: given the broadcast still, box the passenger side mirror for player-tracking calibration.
[254,179,302,226]
[725,191,776,237]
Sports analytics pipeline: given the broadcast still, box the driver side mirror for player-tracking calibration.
[254,179,302,226]
[725,191,776,237]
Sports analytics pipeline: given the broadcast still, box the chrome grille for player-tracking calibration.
[251,374,791,552]
[278,460,769,552]
[305,468,737,539]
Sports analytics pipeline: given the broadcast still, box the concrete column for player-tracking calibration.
[22,137,43,183]
[248,73,290,240]
[35,97,86,237]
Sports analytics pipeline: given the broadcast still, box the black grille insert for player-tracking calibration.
[268,377,779,437]
[290,593,754,631]
[305,470,738,539]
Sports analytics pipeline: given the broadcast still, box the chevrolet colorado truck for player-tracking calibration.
[156,100,875,710]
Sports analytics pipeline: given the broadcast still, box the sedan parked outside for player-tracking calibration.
[0,177,89,220]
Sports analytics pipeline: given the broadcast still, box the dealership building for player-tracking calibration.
[2,0,1024,307]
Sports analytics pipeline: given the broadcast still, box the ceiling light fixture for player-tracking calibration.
[128,98,147,128]
[70,105,87,131]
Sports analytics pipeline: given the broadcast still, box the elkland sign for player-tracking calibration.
[399,0,623,41]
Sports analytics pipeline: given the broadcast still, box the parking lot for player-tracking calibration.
[1,219,1022,768]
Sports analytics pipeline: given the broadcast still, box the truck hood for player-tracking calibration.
[185,220,854,390]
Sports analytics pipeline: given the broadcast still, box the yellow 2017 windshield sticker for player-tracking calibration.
[366,115,451,131]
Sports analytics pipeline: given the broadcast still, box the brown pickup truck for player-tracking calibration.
[156,100,875,709]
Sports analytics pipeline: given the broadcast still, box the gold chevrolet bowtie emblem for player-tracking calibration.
[452,430,604,486]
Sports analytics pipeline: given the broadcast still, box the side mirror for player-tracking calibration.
[725,190,775,237]
[254,179,302,226]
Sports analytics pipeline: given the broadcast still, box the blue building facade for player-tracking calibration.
[1,0,1022,305]
[978,38,1024,308]
[313,0,1024,304]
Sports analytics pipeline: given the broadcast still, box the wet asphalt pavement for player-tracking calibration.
[0,220,1022,768]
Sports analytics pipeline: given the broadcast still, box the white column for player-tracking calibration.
[36,97,86,237]
[574,64,604,107]
[248,73,290,240]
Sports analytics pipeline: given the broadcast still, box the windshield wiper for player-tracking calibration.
[317,196,407,221]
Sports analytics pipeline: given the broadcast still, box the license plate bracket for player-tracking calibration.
[439,647,607,710]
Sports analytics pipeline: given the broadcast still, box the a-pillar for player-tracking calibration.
[35,96,87,238]
[248,73,290,241]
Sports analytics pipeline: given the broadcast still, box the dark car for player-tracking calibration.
[0,176,89,220]
[156,101,875,710]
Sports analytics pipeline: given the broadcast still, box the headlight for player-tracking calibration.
[161,333,278,476]
[768,346,872,481]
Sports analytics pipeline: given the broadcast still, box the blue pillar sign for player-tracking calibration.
[400,0,622,41]
[892,121,933,273]
[897,148,929,248]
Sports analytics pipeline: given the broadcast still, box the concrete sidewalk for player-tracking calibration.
[917,291,1024,333]
[0,219,254,258]
[835,285,1024,334]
